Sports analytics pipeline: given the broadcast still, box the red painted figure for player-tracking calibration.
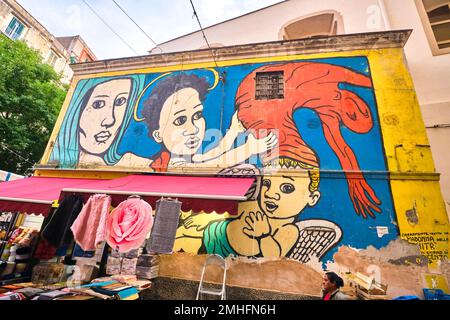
[236,62,381,219]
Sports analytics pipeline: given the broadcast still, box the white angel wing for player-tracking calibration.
[289,219,343,263]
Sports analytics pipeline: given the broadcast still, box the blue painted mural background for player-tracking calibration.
[54,56,398,262]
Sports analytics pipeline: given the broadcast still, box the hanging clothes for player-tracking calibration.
[72,243,95,258]
[105,198,153,253]
[70,194,111,251]
[147,198,181,254]
[41,194,84,248]
[34,238,57,260]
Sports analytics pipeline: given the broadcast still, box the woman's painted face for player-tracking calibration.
[259,175,320,219]
[153,87,206,156]
[79,79,132,155]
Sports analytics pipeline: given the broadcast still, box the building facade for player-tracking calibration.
[0,0,96,84]
[57,35,97,65]
[36,31,449,298]
[152,0,450,221]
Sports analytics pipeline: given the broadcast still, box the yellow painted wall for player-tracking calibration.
[369,48,449,266]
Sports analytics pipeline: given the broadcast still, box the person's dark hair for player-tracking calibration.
[326,272,344,288]
[142,73,209,135]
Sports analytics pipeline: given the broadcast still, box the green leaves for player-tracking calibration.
[0,35,67,175]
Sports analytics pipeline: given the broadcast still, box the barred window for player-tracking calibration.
[255,71,284,100]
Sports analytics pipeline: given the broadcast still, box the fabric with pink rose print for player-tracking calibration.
[106,198,153,253]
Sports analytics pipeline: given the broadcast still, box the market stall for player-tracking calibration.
[0,174,254,300]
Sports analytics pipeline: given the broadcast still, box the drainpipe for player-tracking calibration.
[377,0,392,30]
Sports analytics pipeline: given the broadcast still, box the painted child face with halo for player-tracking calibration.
[152,87,206,156]
[142,73,209,158]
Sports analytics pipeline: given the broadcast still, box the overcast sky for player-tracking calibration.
[16,0,282,60]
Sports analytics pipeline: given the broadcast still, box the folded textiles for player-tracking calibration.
[0,244,11,260]
[136,254,160,267]
[111,274,137,283]
[36,289,72,300]
[106,256,122,275]
[0,284,24,291]
[14,246,31,263]
[91,276,114,283]
[115,287,140,300]
[135,266,159,280]
[91,276,151,291]
[121,258,137,275]
[0,292,26,300]
[90,285,139,300]
[31,262,65,285]
[54,294,98,301]
[97,282,133,292]
[81,280,117,288]
[7,228,23,244]
[14,287,45,299]
[39,283,68,291]
[12,282,35,288]
[106,256,138,275]
[0,260,7,273]
[123,248,140,259]
[16,229,39,247]
[68,288,113,300]
[0,262,15,276]
[123,279,152,291]
[91,285,132,297]
[14,262,27,274]
[135,254,160,279]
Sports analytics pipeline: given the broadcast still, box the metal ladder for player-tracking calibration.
[196,254,227,300]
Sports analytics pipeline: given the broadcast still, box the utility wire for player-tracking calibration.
[0,142,35,167]
[81,0,139,55]
[189,0,219,68]
[111,0,164,54]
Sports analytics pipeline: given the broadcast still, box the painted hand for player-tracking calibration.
[230,111,246,134]
[347,175,381,219]
[248,132,278,155]
[242,211,271,239]
[183,213,214,232]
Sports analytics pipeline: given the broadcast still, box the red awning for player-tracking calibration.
[62,175,254,215]
[0,177,103,216]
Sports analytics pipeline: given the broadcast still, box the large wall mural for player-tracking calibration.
[48,57,399,264]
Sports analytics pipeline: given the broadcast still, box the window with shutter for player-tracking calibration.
[416,0,450,55]
[4,17,25,40]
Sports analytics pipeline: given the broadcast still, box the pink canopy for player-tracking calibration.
[61,175,255,215]
[0,177,103,216]
[0,175,255,216]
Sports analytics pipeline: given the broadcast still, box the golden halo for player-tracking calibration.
[133,68,220,122]
[133,72,172,122]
